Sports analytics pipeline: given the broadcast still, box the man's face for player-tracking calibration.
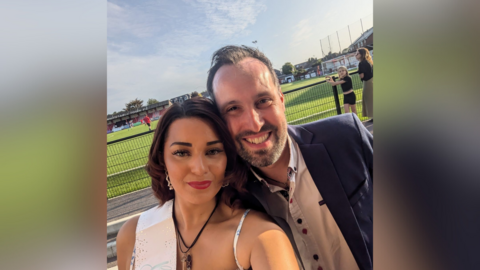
[212,57,288,168]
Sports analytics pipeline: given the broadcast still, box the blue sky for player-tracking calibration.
[108,0,373,114]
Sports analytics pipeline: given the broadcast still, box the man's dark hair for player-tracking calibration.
[206,45,279,102]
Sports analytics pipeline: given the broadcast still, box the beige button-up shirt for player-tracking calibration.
[251,136,359,270]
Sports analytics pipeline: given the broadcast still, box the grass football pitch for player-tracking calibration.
[107,70,369,198]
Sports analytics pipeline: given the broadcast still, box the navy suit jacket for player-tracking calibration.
[244,113,373,270]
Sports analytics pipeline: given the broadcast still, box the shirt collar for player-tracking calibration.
[250,135,298,185]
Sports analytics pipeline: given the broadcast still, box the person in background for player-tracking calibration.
[356,48,373,119]
[326,66,357,115]
[143,115,152,131]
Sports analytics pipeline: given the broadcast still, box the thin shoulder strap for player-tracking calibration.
[129,246,136,270]
[234,209,251,270]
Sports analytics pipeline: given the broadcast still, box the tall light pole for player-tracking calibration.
[252,40,258,49]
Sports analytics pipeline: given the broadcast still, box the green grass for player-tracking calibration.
[107,120,159,143]
[107,70,369,199]
[284,72,369,124]
[280,68,358,92]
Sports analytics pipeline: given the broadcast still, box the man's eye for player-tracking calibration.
[226,106,238,112]
[257,99,272,107]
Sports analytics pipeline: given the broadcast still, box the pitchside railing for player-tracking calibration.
[107,72,371,199]
[284,71,370,124]
[107,131,154,199]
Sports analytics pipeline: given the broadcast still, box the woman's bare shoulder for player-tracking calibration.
[236,210,299,269]
[117,216,140,241]
[116,216,140,270]
[243,210,282,232]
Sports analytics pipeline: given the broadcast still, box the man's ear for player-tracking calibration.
[278,87,285,111]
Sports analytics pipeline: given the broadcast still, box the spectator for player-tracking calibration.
[356,48,373,119]
[326,66,357,115]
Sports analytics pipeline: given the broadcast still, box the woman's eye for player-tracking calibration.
[207,149,223,155]
[173,150,189,157]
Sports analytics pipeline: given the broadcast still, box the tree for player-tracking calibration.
[124,98,144,112]
[342,48,349,54]
[282,62,295,75]
[147,98,159,105]
[297,67,306,74]
[310,59,322,67]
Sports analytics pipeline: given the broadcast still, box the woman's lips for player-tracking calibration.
[187,181,212,190]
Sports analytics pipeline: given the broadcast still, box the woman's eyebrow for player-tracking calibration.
[170,142,192,147]
[206,140,221,146]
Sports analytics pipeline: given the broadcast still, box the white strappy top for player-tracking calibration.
[129,200,251,270]
[234,209,250,270]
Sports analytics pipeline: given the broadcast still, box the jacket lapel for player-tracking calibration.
[299,143,372,270]
[288,125,371,270]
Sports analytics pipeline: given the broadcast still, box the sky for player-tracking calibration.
[107,0,373,114]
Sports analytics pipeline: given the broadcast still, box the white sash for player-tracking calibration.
[131,200,177,270]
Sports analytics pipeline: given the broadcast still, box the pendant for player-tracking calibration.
[181,253,192,270]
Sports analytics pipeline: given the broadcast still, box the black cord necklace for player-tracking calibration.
[172,198,219,270]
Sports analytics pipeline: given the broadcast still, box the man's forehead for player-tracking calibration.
[213,59,271,89]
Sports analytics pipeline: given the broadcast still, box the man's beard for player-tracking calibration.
[235,122,288,168]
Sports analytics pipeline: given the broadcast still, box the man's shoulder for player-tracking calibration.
[289,114,361,144]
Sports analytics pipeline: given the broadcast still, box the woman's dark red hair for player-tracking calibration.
[145,97,248,207]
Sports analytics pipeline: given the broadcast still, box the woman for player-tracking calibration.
[356,48,373,118]
[326,66,357,115]
[116,98,299,270]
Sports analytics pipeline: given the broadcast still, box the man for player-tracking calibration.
[143,115,152,131]
[207,46,373,270]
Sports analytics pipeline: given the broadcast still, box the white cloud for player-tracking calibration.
[290,19,314,48]
[192,0,266,37]
[107,0,267,113]
[107,1,171,39]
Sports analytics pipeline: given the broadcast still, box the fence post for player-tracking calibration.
[331,76,342,115]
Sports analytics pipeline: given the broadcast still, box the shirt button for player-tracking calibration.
[313,254,319,261]
[297,219,302,224]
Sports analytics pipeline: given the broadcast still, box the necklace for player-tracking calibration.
[172,198,219,270]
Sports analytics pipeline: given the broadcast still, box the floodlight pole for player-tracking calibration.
[328,36,332,55]
[320,40,325,57]
[337,31,342,54]
[348,25,353,51]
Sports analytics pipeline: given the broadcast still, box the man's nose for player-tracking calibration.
[190,154,208,176]
[243,108,264,133]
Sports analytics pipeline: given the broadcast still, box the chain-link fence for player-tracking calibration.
[107,74,372,199]
[107,131,154,199]
[285,71,370,125]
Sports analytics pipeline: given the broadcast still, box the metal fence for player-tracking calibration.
[284,71,370,125]
[107,74,371,199]
[107,131,154,199]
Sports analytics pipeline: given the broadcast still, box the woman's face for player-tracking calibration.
[355,50,362,61]
[163,117,227,205]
